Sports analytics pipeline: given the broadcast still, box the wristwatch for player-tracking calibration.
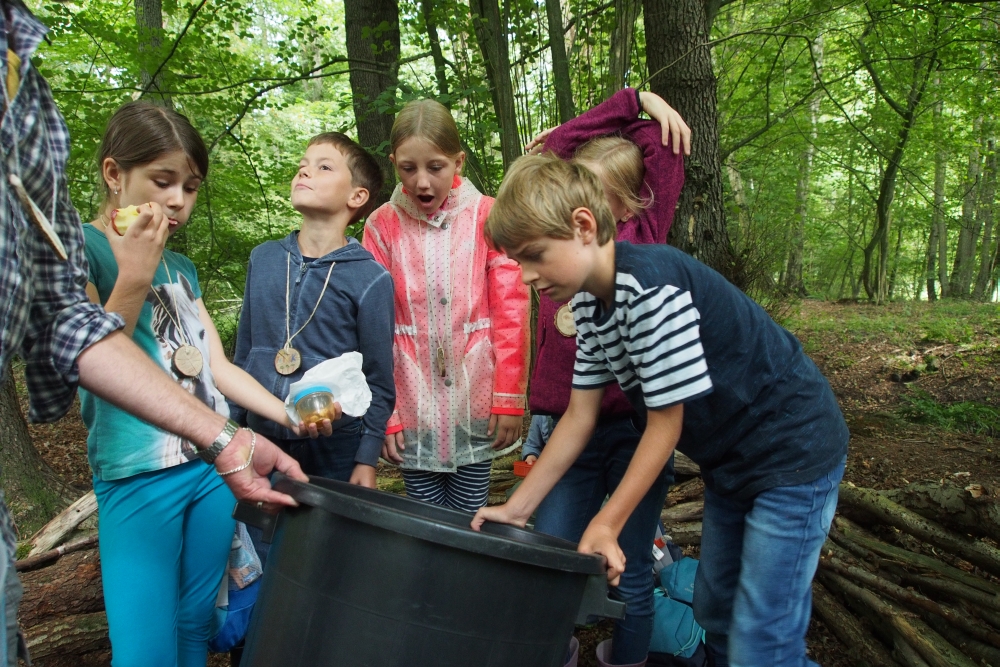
[198,419,239,464]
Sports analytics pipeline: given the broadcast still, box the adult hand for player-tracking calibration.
[105,202,170,286]
[525,127,556,155]
[214,429,308,507]
[638,92,692,156]
[471,502,530,531]
[381,431,405,463]
[488,413,521,450]
[578,523,625,586]
[350,464,377,489]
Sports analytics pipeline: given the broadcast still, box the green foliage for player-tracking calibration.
[898,389,1000,437]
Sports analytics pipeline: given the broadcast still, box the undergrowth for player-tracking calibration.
[898,389,1000,437]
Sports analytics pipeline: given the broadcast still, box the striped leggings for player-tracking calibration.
[402,460,493,512]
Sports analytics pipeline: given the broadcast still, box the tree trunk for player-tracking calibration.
[24,612,109,662]
[420,0,450,101]
[545,0,575,123]
[950,118,984,298]
[19,548,103,629]
[973,137,997,300]
[925,223,939,301]
[469,0,521,169]
[643,0,739,284]
[134,0,169,103]
[784,35,823,297]
[607,0,641,94]
[888,218,904,299]
[344,0,400,207]
[0,373,75,538]
[931,80,948,298]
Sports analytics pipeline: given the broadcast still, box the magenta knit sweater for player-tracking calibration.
[528,88,686,417]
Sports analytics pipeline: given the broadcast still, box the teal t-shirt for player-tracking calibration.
[80,224,229,481]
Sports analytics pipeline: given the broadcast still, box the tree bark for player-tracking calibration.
[973,137,997,300]
[642,0,739,284]
[545,0,575,123]
[344,0,400,206]
[811,581,898,667]
[420,0,450,101]
[931,79,949,298]
[24,612,109,662]
[607,0,641,94]
[469,0,521,169]
[0,373,75,538]
[660,500,703,523]
[950,118,984,298]
[134,0,169,103]
[19,548,103,629]
[882,479,1000,544]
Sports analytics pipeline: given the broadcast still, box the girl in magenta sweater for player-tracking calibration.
[524,89,690,667]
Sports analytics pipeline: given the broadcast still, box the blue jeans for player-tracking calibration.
[94,460,236,667]
[693,456,846,667]
[277,418,363,480]
[533,416,674,664]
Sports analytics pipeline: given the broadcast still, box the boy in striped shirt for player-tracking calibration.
[474,154,848,667]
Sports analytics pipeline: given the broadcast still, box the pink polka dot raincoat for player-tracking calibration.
[363,177,530,472]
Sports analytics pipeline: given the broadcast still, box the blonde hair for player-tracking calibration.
[486,154,616,251]
[390,99,462,156]
[573,135,651,218]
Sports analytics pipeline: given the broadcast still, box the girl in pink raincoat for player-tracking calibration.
[363,99,530,511]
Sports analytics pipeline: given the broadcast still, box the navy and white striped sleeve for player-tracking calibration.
[627,284,713,408]
[571,297,616,389]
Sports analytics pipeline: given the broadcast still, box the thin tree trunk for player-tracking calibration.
[725,155,749,248]
[642,0,739,284]
[932,79,949,297]
[420,0,450,101]
[607,0,641,94]
[973,137,997,299]
[0,373,76,538]
[344,0,400,207]
[134,0,168,104]
[926,222,939,301]
[546,0,575,123]
[469,0,521,169]
[888,217,904,299]
[950,118,984,298]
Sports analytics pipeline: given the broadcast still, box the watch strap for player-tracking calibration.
[199,419,239,464]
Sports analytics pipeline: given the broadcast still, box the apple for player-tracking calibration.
[109,205,141,236]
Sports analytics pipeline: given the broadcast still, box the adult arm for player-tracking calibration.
[76,331,308,506]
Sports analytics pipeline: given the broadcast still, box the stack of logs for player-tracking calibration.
[661,476,1000,667]
[15,491,109,667]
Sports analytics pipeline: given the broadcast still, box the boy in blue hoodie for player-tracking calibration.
[231,133,395,487]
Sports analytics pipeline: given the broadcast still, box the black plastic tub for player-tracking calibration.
[237,474,624,667]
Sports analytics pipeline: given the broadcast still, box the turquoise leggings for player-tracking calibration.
[94,460,236,667]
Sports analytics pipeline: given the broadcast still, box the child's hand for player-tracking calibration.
[381,431,405,463]
[488,414,521,450]
[106,202,170,286]
[524,454,537,465]
[638,92,692,156]
[471,502,530,531]
[289,416,336,439]
[349,464,377,488]
[525,127,556,155]
[578,523,626,586]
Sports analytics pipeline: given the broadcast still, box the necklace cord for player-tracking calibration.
[283,251,335,350]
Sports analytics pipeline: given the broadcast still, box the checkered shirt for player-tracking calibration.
[0,2,123,424]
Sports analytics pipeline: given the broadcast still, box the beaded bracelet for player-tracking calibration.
[217,429,256,477]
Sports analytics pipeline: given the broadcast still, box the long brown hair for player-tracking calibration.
[98,101,209,206]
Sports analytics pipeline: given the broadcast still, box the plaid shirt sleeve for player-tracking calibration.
[0,7,123,423]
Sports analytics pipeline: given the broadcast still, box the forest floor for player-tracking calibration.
[14,299,1000,666]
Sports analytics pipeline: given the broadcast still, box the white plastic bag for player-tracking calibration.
[284,352,372,425]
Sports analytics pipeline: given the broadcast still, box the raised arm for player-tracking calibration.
[530,88,644,160]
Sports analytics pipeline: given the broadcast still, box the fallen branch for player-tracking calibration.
[834,510,1000,592]
[811,580,898,666]
[819,570,978,667]
[16,534,98,573]
[673,451,701,476]
[819,555,1000,649]
[894,568,1000,614]
[24,612,109,660]
[839,484,1000,577]
[19,549,103,629]
[919,607,1000,667]
[663,521,701,546]
[883,480,1000,543]
[666,477,704,506]
[28,491,97,557]
[661,500,703,523]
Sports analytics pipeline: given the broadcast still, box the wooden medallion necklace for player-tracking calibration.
[275,252,336,375]
[152,258,205,378]
[555,303,576,337]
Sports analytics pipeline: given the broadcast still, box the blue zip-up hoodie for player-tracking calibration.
[230,232,395,467]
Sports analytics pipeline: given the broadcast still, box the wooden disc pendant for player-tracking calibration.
[172,344,204,378]
[275,347,302,375]
[555,303,576,337]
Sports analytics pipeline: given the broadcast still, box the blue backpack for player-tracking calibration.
[649,557,705,659]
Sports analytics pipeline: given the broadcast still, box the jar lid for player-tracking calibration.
[293,386,333,404]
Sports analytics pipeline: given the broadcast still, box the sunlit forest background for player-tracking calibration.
[32,0,1000,346]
